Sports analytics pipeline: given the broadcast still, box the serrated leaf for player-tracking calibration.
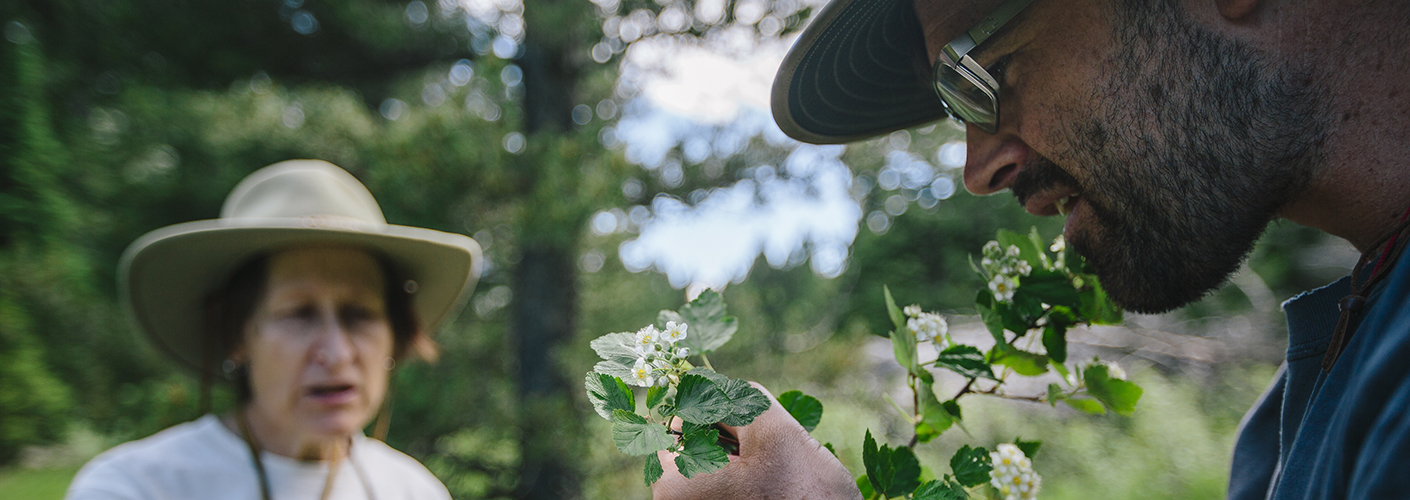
[975,294,1007,344]
[1019,272,1082,309]
[1042,323,1068,363]
[1046,383,1065,405]
[673,427,728,478]
[934,345,996,380]
[778,390,823,432]
[611,410,674,456]
[913,479,969,500]
[715,377,771,426]
[949,445,992,488]
[657,309,685,330]
[644,452,664,486]
[585,373,635,422]
[673,374,731,424]
[824,442,838,457]
[590,332,640,378]
[1064,397,1106,414]
[990,344,1049,376]
[1079,278,1124,325]
[1084,363,1143,416]
[674,371,770,426]
[646,385,668,410]
[863,430,922,497]
[1014,438,1042,459]
[883,285,908,332]
[674,289,738,355]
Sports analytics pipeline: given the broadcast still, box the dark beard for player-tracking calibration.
[1016,1,1327,314]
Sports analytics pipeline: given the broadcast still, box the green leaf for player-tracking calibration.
[674,289,739,355]
[646,384,668,410]
[778,390,824,432]
[673,373,731,424]
[611,409,675,456]
[1042,323,1068,363]
[1019,272,1081,309]
[590,332,640,379]
[913,379,954,444]
[975,294,1006,344]
[934,345,996,380]
[1078,278,1124,325]
[912,479,969,500]
[673,426,729,478]
[1064,397,1106,414]
[1046,383,1065,405]
[856,475,876,499]
[824,442,838,457]
[1014,438,1042,459]
[863,430,922,497]
[948,445,993,488]
[883,285,908,333]
[890,327,932,384]
[990,344,1049,376]
[643,453,664,486]
[676,370,771,426]
[1084,363,1143,416]
[585,373,636,422]
[998,301,1031,337]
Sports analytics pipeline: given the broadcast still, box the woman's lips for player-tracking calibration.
[306,384,357,405]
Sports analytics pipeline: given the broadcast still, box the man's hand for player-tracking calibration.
[652,383,862,500]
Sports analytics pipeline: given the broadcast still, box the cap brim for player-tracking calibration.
[772,0,946,144]
[119,219,482,375]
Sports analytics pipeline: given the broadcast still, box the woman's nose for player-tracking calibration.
[312,313,355,366]
[962,124,1029,195]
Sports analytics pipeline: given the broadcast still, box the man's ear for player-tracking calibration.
[1217,0,1259,20]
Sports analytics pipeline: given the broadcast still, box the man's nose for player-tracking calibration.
[962,124,1029,195]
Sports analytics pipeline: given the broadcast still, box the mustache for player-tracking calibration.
[1011,156,1083,207]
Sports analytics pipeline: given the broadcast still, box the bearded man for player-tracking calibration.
[653,0,1410,499]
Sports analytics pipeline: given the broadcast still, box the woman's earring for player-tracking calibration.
[385,357,396,371]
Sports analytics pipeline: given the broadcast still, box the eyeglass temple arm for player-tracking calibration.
[944,0,1037,59]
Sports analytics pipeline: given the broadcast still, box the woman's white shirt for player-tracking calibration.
[65,415,451,500]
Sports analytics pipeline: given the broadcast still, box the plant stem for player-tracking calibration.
[699,353,715,371]
[953,377,978,400]
[883,393,915,424]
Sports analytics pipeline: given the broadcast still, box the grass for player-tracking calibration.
[0,466,80,500]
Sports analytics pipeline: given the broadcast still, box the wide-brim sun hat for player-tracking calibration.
[119,159,483,375]
[772,0,1006,144]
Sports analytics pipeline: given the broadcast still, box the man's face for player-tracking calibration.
[929,0,1327,313]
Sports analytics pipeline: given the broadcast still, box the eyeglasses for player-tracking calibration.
[932,0,1035,134]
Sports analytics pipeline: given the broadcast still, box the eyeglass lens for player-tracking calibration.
[934,64,998,132]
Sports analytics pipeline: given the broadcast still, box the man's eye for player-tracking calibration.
[987,55,1013,82]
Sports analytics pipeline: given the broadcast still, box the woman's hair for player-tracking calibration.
[203,251,438,403]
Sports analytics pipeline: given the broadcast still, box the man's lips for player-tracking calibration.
[1021,186,1083,217]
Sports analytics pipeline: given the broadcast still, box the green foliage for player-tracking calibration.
[912,479,969,500]
[673,426,729,479]
[948,445,993,488]
[1085,364,1144,416]
[777,390,823,432]
[934,345,994,380]
[610,410,674,456]
[643,453,664,486]
[863,430,922,498]
[659,289,738,355]
[585,373,634,422]
[589,332,640,380]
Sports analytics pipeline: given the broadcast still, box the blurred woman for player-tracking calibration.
[66,160,482,500]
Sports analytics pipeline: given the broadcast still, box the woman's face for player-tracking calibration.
[236,246,393,442]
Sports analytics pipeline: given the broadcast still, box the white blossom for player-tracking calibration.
[1104,361,1127,381]
[907,313,948,342]
[1006,245,1022,258]
[633,325,660,356]
[675,347,690,358]
[629,358,655,387]
[989,443,1041,500]
[1049,235,1065,253]
[989,275,1016,303]
[1015,261,1032,276]
[903,304,923,318]
[983,240,1002,257]
[661,321,688,344]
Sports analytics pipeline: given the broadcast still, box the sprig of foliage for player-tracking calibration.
[585,290,768,486]
[585,229,1143,497]
[857,228,1143,499]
